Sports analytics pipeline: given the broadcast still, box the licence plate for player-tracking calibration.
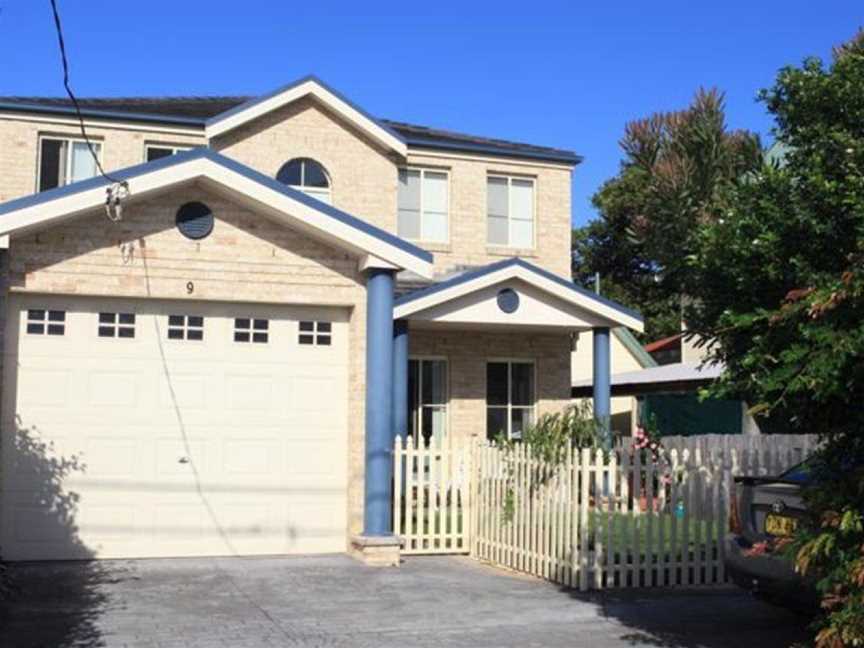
[765,514,797,536]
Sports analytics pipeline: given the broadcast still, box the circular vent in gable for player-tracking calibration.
[176,202,214,240]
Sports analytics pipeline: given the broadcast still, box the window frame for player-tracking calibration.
[276,158,332,204]
[486,174,537,249]
[233,317,269,344]
[144,143,192,163]
[97,312,136,339]
[397,166,451,245]
[36,134,104,192]
[298,320,332,346]
[486,359,536,441]
[166,314,204,342]
[408,356,450,448]
[25,308,66,337]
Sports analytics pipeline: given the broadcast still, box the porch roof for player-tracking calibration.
[394,258,644,332]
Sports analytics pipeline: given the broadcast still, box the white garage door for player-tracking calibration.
[1,294,349,560]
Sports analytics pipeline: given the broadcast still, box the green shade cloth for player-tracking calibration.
[640,393,742,436]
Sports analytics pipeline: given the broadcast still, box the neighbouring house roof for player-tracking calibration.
[571,361,723,397]
[0,147,434,278]
[395,257,644,332]
[644,333,683,354]
[0,77,582,165]
[614,329,658,368]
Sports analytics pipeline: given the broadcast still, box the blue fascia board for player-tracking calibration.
[404,137,583,166]
[395,257,643,325]
[0,147,433,264]
[204,74,408,146]
[0,101,207,127]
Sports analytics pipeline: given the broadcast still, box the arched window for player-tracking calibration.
[276,158,331,204]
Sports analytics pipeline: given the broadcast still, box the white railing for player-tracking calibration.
[393,433,817,588]
[393,436,472,555]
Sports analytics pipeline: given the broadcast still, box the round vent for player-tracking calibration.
[497,288,520,314]
[176,202,214,240]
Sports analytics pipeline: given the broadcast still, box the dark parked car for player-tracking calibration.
[724,459,818,608]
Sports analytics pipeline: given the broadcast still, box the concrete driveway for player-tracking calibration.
[0,555,808,648]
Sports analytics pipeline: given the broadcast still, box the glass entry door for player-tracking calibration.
[408,358,448,448]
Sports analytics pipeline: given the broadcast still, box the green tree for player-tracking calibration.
[573,89,762,341]
[685,31,864,647]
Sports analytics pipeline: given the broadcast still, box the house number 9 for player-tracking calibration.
[186,281,194,294]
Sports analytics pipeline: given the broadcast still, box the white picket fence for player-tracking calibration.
[393,434,818,589]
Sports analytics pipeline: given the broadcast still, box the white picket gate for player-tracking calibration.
[393,434,817,589]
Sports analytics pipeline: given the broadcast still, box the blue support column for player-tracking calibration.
[392,320,409,442]
[593,327,612,450]
[363,269,396,537]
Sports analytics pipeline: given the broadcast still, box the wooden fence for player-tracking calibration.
[393,436,472,554]
[394,433,818,589]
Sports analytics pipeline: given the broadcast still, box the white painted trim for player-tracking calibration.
[407,148,575,172]
[0,111,206,137]
[0,235,8,249]
[358,255,399,272]
[395,264,644,331]
[0,156,434,278]
[205,79,408,156]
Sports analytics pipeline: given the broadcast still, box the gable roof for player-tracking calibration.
[0,147,434,278]
[0,88,582,165]
[614,328,657,368]
[394,257,644,331]
[203,76,407,154]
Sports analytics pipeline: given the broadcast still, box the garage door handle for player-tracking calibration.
[178,456,190,464]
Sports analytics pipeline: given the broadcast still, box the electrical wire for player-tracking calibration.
[48,0,128,221]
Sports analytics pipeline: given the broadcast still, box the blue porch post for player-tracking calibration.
[364,269,396,537]
[392,320,409,441]
[593,327,612,450]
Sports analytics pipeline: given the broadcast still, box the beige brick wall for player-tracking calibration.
[404,152,573,277]
[409,328,572,440]
[211,98,399,234]
[0,116,205,203]
[6,185,369,537]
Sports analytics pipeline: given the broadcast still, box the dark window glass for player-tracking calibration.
[188,316,204,328]
[299,334,314,345]
[317,321,332,333]
[168,328,183,340]
[299,321,314,332]
[235,318,250,329]
[146,147,173,162]
[303,160,329,188]
[253,319,268,330]
[276,160,303,186]
[317,335,331,346]
[118,327,135,339]
[168,315,183,327]
[98,326,115,338]
[486,408,507,441]
[510,363,534,406]
[187,329,203,341]
[408,360,420,438]
[47,324,64,336]
[48,310,65,322]
[234,331,250,343]
[27,323,44,335]
[99,312,115,324]
[486,363,509,405]
[39,139,64,191]
[252,332,268,343]
[28,309,45,321]
[119,313,135,325]
[422,360,446,404]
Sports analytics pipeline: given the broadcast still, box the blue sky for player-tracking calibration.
[0,2,860,226]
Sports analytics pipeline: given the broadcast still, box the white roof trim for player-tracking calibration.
[395,261,644,332]
[205,78,408,156]
[0,150,433,278]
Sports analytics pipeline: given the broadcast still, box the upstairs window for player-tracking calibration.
[276,158,331,204]
[38,136,101,192]
[487,175,535,248]
[398,168,448,243]
[145,144,191,162]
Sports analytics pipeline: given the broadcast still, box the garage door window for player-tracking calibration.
[27,309,65,336]
[298,321,331,346]
[168,315,204,341]
[234,318,269,343]
[98,312,136,338]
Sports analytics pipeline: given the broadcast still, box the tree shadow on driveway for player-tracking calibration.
[561,585,810,648]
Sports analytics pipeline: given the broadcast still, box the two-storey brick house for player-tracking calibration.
[0,77,641,563]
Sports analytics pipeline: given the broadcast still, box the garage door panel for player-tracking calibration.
[2,295,349,560]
